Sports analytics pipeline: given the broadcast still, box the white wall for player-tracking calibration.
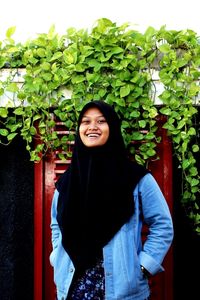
[0,0,199,42]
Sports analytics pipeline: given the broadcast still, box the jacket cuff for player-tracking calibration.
[139,251,164,275]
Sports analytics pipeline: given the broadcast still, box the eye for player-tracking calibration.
[97,118,106,124]
[81,118,90,124]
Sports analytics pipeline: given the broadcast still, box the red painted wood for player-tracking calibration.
[148,116,174,300]
[43,153,57,300]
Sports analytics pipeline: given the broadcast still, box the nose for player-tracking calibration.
[88,122,98,130]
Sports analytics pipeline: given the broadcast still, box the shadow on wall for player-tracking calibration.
[0,136,34,300]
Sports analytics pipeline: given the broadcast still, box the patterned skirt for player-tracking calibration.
[66,259,150,300]
[67,259,105,300]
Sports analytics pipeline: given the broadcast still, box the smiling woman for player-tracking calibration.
[49,100,173,300]
[79,107,110,147]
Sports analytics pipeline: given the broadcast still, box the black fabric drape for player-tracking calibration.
[56,101,148,271]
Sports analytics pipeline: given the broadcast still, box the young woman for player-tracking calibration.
[50,100,174,300]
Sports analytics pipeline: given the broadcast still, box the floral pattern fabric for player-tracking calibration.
[66,258,150,300]
[67,259,105,300]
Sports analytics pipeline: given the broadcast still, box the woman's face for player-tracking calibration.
[79,107,110,147]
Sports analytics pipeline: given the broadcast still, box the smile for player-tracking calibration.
[86,133,100,137]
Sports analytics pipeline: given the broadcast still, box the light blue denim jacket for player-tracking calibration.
[50,173,174,300]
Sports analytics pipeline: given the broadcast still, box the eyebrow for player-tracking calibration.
[82,114,104,118]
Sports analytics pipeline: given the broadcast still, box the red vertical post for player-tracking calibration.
[149,116,174,300]
[34,159,44,300]
[44,154,57,300]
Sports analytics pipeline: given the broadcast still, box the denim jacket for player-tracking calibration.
[50,173,174,300]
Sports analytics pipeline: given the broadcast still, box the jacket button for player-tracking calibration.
[69,268,74,273]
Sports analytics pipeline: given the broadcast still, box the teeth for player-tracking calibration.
[87,134,99,137]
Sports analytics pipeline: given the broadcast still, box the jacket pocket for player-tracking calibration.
[49,247,58,267]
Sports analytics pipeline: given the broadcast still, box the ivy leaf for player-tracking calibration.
[0,57,6,68]
[192,144,199,152]
[14,108,25,115]
[0,129,9,136]
[120,85,130,98]
[191,179,199,187]
[6,82,18,93]
[50,51,63,62]
[37,48,46,58]
[160,107,172,115]
[115,98,125,107]
[0,108,8,118]
[130,110,140,118]
[132,132,144,140]
[158,44,171,53]
[189,167,198,176]
[6,26,16,38]
[7,133,18,141]
[110,46,124,55]
[177,120,186,129]
[72,75,85,84]
[188,127,196,135]
[138,120,146,128]
[145,132,155,140]
[182,159,190,170]
[146,149,156,157]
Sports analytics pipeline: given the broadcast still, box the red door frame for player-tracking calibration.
[34,117,174,300]
[148,116,174,300]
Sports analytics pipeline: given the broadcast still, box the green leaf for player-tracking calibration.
[37,48,46,57]
[182,159,190,170]
[158,44,171,53]
[0,57,6,68]
[7,132,18,141]
[132,132,144,140]
[188,127,196,136]
[146,149,156,157]
[130,110,140,118]
[145,132,155,140]
[6,26,16,38]
[120,85,130,98]
[72,75,85,84]
[189,167,198,176]
[110,46,124,55]
[192,144,199,152]
[177,120,186,130]
[138,120,146,128]
[191,178,199,187]
[160,107,172,115]
[0,108,8,118]
[14,108,25,115]
[0,129,9,136]
[50,51,63,62]
[149,107,158,118]
[6,82,18,93]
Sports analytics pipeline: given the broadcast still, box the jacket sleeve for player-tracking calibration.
[138,173,174,275]
[49,189,60,265]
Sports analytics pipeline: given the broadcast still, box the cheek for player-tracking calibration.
[103,127,110,142]
[79,127,85,141]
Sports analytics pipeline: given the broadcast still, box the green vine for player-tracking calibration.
[0,18,199,233]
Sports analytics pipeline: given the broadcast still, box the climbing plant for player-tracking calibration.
[0,18,199,233]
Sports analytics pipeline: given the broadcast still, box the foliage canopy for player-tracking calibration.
[0,18,200,233]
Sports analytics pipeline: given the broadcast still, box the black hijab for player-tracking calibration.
[56,100,148,271]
